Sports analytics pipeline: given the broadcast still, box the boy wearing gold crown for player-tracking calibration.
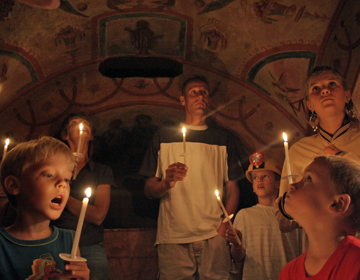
[226,153,302,280]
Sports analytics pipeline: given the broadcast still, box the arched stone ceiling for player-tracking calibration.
[1,0,360,167]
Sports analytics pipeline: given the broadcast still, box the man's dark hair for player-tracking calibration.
[181,75,209,96]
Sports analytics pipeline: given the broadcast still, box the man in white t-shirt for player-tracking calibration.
[140,75,244,279]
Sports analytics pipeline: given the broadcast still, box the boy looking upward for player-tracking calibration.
[226,154,301,280]
[280,155,360,279]
[0,136,89,280]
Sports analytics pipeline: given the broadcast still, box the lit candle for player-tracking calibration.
[182,126,186,165]
[73,123,83,180]
[76,123,83,155]
[3,138,9,160]
[71,187,91,258]
[282,132,293,184]
[215,190,242,245]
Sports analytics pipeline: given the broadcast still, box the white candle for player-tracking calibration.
[215,190,242,245]
[71,187,91,258]
[76,123,83,155]
[73,123,83,180]
[3,138,9,160]
[282,132,293,184]
[182,126,186,165]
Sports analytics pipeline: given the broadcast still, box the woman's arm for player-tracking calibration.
[65,184,111,226]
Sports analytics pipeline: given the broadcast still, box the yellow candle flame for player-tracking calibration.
[80,123,83,133]
[282,132,288,143]
[215,189,219,198]
[5,138,9,146]
[182,126,186,136]
[85,187,91,198]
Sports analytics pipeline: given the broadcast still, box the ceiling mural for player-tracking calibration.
[1,0,360,227]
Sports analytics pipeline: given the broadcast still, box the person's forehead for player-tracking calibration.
[69,117,85,122]
[185,80,209,92]
[252,169,273,176]
[25,153,73,173]
[305,160,330,177]
[68,117,91,126]
[309,73,341,86]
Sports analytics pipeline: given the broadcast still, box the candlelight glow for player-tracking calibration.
[182,126,186,136]
[215,189,219,198]
[5,138,9,146]
[80,123,83,133]
[85,187,91,198]
[282,132,288,142]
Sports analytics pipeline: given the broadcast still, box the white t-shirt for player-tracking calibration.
[234,204,302,280]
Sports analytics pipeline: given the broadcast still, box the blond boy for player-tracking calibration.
[0,136,89,280]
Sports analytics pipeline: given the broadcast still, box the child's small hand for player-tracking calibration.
[225,228,242,246]
[55,261,90,279]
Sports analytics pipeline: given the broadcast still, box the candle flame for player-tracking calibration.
[5,138,9,146]
[182,126,186,136]
[282,132,288,142]
[85,187,91,198]
[80,123,83,133]
[215,189,219,198]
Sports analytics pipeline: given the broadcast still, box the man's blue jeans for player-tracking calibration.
[80,243,110,280]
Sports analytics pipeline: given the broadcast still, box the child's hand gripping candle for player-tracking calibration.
[215,190,242,245]
[59,187,91,262]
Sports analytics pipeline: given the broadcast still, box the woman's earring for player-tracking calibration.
[345,100,356,118]
[308,111,319,132]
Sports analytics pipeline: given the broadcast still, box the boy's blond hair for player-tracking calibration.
[314,155,360,232]
[0,136,75,207]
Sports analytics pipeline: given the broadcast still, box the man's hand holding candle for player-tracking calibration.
[164,162,188,189]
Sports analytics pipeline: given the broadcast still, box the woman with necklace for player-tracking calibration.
[277,66,360,233]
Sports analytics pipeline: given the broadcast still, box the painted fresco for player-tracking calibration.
[1,0,360,227]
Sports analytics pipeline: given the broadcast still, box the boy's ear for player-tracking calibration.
[3,175,21,196]
[330,194,351,214]
[180,96,186,106]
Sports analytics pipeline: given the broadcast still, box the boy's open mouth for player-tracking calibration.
[51,196,62,205]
